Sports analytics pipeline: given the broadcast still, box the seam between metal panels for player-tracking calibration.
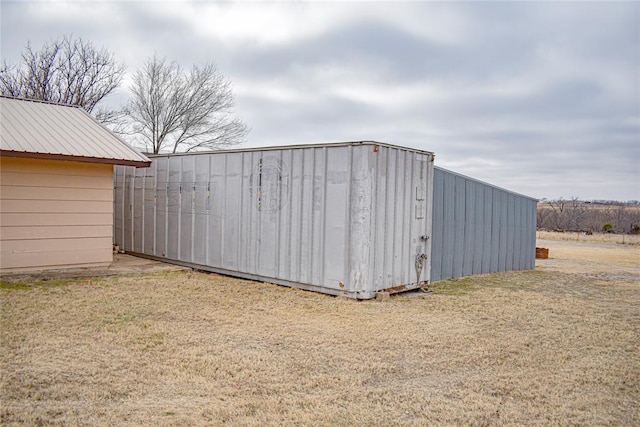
[302,149,310,283]
[460,176,467,277]
[222,154,228,269]
[167,163,172,258]
[177,159,183,261]
[257,152,264,274]
[242,153,248,271]
[252,152,259,273]
[300,148,319,286]
[344,145,353,292]
[296,149,303,282]
[383,148,391,288]
[306,149,313,284]
[140,170,145,254]
[406,151,414,284]
[395,150,403,284]
[425,155,435,283]
[237,154,242,271]
[190,160,195,264]
[370,146,379,290]
[402,151,409,283]
[204,157,210,265]
[295,149,301,280]
[275,150,283,279]
[152,164,157,256]
[285,151,304,279]
[129,171,134,251]
[320,147,327,288]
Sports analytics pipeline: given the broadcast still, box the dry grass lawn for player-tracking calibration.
[537,230,640,246]
[1,240,638,426]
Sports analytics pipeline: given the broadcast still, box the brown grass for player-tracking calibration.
[537,230,640,245]
[1,241,639,426]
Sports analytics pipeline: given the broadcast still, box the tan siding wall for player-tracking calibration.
[0,157,114,272]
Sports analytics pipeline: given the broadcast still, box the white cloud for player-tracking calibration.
[1,1,638,200]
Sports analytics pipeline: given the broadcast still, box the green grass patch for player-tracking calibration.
[430,277,480,295]
[429,270,554,295]
[0,278,81,290]
[0,281,31,290]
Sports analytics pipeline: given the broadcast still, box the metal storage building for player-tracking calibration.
[114,142,434,299]
[0,96,150,273]
[430,167,537,282]
[114,142,537,298]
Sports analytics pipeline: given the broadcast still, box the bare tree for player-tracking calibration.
[544,197,585,230]
[566,197,586,230]
[547,198,568,230]
[538,199,640,234]
[0,35,125,114]
[126,55,248,153]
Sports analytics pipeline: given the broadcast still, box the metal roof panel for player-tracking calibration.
[0,96,150,167]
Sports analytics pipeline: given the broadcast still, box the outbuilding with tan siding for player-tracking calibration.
[0,96,150,273]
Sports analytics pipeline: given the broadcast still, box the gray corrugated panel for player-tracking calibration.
[441,171,455,281]
[431,166,537,282]
[490,190,501,273]
[0,96,150,167]
[472,181,484,275]
[498,191,508,272]
[430,169,445,282]
[462,179,475,277]
[115,142,434,299]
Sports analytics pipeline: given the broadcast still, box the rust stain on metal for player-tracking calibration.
[384,285,407,294]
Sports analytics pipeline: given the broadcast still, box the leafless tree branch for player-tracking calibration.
[126,55,248,153]
[0,35,125,119]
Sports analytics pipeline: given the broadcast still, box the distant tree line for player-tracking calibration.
[538,198,640,234]
[0,35,248,153]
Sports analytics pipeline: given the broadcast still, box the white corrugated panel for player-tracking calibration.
[0,96,149,167]
[115,142,435,299]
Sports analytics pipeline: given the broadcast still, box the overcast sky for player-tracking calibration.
[2,1,639,201]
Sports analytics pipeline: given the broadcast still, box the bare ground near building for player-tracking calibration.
[1,238,638,426]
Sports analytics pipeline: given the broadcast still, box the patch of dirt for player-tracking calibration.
[0,254,188,284]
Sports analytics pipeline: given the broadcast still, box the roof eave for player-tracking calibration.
[0,150,151,168]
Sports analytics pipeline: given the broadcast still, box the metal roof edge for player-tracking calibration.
[0,95,151,166]
[75,107,151,165]
[0,95,82,109]
[0,150,151,167]
[435,166,538,202]
[146,140,434,158]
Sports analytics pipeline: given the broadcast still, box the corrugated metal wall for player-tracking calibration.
[430,167,537,282]
[114,142,434,299]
